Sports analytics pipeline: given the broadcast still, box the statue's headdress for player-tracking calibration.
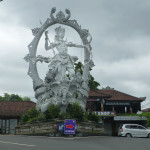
[55,26,65,35]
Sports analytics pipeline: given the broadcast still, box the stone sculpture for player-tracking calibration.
[24,8,94,112]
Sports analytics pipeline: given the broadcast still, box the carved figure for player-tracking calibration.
[45,26,86,82]
[24,8,93,112]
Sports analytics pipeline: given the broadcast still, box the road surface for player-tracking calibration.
[0,135,150,150]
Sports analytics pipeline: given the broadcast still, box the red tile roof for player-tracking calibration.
[89,89,145,101]
[0,101,36,117]
[89,90,111,98]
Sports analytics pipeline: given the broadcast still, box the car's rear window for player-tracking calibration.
[119,124,123,129]
[125,125,131,128]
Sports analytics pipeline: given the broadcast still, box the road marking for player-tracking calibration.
[47,137,88,140]
[0,140,36,147]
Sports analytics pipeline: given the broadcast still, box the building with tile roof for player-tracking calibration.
[0,101,35,134]
[87,89,145,115]
[87,89,147,136]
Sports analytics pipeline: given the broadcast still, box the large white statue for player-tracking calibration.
[24,8,94,112]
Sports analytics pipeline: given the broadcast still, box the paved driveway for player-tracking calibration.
[0,135,150,150]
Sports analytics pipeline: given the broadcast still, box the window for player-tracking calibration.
[138,126,146,130]
[10,119,17,134]
[130,125,138,129]
[125,125,131,129]
[119,124,123,129]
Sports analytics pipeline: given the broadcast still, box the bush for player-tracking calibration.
[44,104,60,120]
[20,104,103,124]
[83,112,89,121]
[140,112,150,127]
[20,114,29,124]
[59,111,67,119]
[88,113,101,123]
[20,107,41,124]
[66,103,84,120]
[27,113,45,123]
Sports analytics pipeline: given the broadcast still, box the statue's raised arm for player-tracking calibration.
[45,31,58,50]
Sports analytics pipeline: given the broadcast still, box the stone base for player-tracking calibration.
[15,119,105,137]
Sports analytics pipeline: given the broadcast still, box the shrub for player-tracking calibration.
[44,104,60,120]
[88,113,101,123]
[59,111,67,119]
[20,114,29,124]
[83,112,89,121]
[20,107,40,124]
[140,112,150,127]
[27,113,45,123]
[66,103,84,120]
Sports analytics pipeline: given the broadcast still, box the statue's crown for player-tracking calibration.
[55,26,65,34]
[56,11,65,20]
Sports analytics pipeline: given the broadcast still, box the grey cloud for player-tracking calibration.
[0,0,150,108]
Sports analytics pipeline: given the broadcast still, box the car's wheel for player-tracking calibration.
[147,133,150,138]
[126,133,132,138]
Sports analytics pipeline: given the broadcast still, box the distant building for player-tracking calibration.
[0,101,35,134]
[87,89,147,136]
[87,89,145,115]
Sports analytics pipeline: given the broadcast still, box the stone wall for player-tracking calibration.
[15,120,104,136]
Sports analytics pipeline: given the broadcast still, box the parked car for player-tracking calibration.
[118,124,150,138]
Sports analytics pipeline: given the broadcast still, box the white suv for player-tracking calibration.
[118,124,150,138]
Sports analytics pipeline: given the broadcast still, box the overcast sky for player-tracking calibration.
[0,0,150,109]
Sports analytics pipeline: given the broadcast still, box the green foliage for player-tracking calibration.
[20,103,102,124]
[118,112,150,127]
[139,112,150,127]
[20,107,41,124]
[0,93,31,101]
[87,113,101,123]
[20,114,29,124]
[22,97,31,101]
[44,104,60,120]
[74,62,83,74]
[66,103,84,120]
[89,75,100,90]
[74,62,100,90]
[117,113,139,116]
[59,111,67,119]
[83,112,89,121]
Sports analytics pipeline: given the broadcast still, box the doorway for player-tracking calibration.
[1,119,10,134]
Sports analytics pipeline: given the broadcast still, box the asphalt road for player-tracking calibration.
[0,135,150,150]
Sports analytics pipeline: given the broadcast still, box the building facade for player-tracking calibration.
[87,89,145,115]
[0,101,35,134]
[87,89,146,136]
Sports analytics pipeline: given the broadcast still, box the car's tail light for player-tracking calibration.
[121,128,123,132]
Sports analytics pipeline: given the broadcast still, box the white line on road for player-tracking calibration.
[47,137,88,140]
[0,140,36,147]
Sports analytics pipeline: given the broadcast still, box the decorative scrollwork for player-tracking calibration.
[50,7,71,22]
[24,54,30,62]
[31,28,40,36]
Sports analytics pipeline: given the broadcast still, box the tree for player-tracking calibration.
[88,75,100,90]
[0,93,31,101]
[74,62,100,90]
